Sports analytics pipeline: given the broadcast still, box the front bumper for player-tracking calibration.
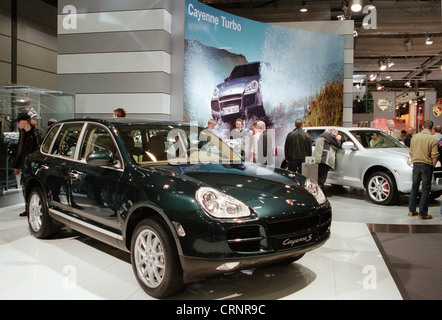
[178,205,332,283]
[179,234,329,283]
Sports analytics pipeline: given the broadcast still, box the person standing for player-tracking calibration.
[113,107,126,118]
[12,112,43,216]
[230,118,247,157]
[433,125,442,141]
[312,128,342,195]
[256,120,274,167]
[384,119,401,140]
[408,120,439,220]
[403,127,414,148]
[206,119,216,131]
[284,119,312,174]
[250,121,262,163]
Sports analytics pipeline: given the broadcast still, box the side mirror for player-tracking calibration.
[342,141,357,151]
[86,150,114,166]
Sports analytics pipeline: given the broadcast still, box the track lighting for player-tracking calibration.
[387,58,394,68]
[378,60,387,71]
[425,32,433,45]
[300,1,308,12]
[404,37,413,51]
[350,0,363,13]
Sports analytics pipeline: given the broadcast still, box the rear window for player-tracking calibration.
[50,123,84,159]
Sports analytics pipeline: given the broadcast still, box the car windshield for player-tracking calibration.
[116,124,242,165]
[229,63,260,80]
[350,130,406,149]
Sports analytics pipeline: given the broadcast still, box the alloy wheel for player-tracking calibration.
[28,193,43,232]
[368,175,390,202]
[134,228,166,289]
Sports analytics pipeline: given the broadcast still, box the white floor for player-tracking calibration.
[0,189,440,300]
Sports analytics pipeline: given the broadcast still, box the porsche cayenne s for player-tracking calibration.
[21,118,331,298]
[211,62,266,125]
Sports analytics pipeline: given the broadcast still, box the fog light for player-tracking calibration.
[216,262,240,271]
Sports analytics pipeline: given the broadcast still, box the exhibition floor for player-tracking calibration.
[0,188,440,300]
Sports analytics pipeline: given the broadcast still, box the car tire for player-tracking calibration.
[130,217,184,299]
[366,172,398,205]
[27,187,60,238]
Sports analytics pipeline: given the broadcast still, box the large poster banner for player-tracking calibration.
[184,0,344,151]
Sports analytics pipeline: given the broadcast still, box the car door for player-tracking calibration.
[42,122,85,213]
[328,130,363,187]
[68,123,124,236]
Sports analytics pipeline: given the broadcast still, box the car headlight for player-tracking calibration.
[244,80,258,94]
[304,178,326,205]
[196,187,251,219]
[212,87,219,99]
[405,156,413,168]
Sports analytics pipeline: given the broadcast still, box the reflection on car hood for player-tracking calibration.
[364,147,410,157]
[147,162,312,202]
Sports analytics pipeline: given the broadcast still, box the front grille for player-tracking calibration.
[226,225,263,252]
[225,209,332,253]
[267,215,319,237]
[220,94,242,102]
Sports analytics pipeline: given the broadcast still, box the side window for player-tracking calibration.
[41,124,61,153]
[337,131,350,143]
[146,129,168,161]
[307,129,325,146]
[50,123,84,159]
[80,124,121,167]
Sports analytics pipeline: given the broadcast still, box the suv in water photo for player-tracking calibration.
[211,62,266,125]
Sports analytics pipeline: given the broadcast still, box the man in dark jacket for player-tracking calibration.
[13,112,43,216]
[284,119,312,174]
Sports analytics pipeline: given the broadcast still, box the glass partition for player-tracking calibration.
[0,84,75,192]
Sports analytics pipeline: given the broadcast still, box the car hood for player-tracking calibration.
[363,147,410,158]
[218,77,259,96]
[143,162,316,204]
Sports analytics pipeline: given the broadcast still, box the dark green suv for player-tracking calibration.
[22,118,331,298]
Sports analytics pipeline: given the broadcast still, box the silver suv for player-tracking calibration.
[303,126,442,205]
[211,62,266,125]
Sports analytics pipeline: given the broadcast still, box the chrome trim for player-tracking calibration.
[49,208,123,240]
[40,120,124,172]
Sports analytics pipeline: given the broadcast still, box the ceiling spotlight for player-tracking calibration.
[387,58,394,68]
[378,60,387,71]
[425,32,433,45]
[404,37,413,51]
[369,73,376,81]
[386,73,391,80]
[300,1,308,12]
[351,0,363,13]
[405,81,411,87]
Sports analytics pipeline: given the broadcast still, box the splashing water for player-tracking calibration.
[259,26,344,123]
